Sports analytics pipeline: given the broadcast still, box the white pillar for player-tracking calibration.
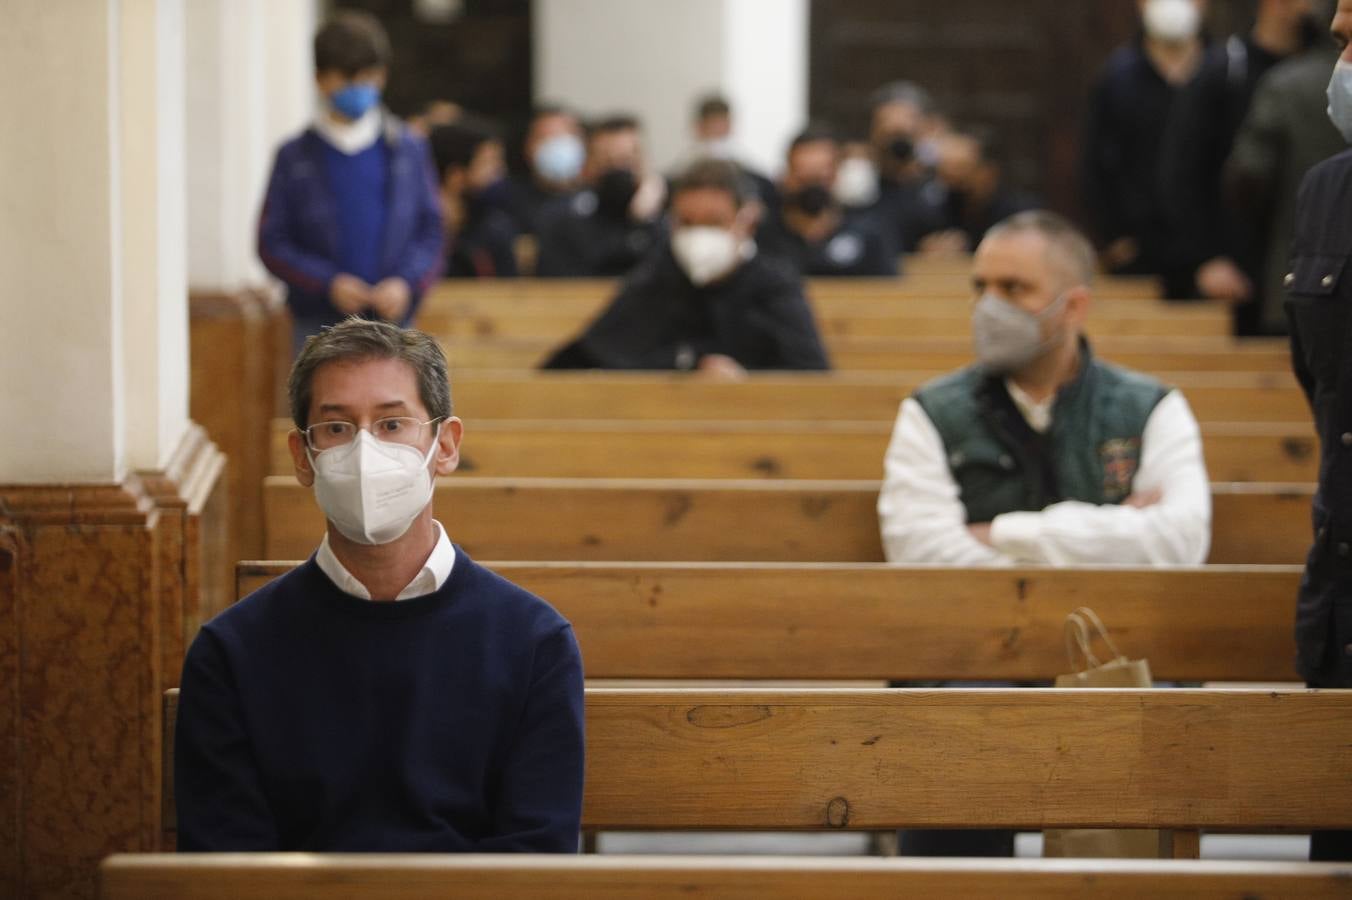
[534,0,808,176]
[0,2,126,482]
[0,0,193,482]
[120,0,189,471]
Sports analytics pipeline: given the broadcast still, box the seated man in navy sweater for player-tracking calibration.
[175,318,585,851]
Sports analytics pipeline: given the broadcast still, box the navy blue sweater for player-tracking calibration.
[324,140,389,286]
[174,549,584,852]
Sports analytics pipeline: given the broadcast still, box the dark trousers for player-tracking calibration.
[898,828,1016,857]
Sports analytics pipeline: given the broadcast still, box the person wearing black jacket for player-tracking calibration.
[428,118,519,279]
[543,158,830,374]
[758,126,898,278]
[1080,0,1208,299]
[1283,0,1352,863]
[534,115,665,278]
[1159,0,1319,331]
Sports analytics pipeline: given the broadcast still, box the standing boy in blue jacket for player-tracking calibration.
[259,12,444,354]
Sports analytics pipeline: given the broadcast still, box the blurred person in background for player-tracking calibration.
[861,81,950,253]
[429,117,519,279]
[506,103,586,236]
[916,126,1040,256]
[1160,0,1320,332]
[543,159,829,374]
[1227,0,1345,335]
[535,114,667,278]
[757,125,898,277]
[1080,0,1210,299]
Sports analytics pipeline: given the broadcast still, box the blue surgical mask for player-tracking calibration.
[330,83,381,120]
[533,134,585,184]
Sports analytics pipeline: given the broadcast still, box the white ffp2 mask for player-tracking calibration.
[1142,0,1201,43]
[1328,59,1352,145]
[307,429,439,545]
[671,226,741,286]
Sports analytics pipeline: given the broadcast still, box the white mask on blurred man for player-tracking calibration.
[1142,0,1201,43]
[833,157,880,208]
[671,226,741,287]
[1328,59,1352,145]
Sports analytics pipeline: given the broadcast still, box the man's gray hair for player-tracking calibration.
[288,317,452,430]
[984,210,1097,288]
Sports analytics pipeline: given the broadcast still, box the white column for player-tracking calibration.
[533,0,808,176]
[184,0,315,294]
[119,0,189,470]
[0,1,125,482]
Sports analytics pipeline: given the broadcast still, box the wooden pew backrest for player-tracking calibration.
[262,477,1316,565]
[234,562,1303,683]
[160,688,1352,838]
[99,855,1352,900]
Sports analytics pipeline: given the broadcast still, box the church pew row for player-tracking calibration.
[261,477,1315,565]
[420,272,1164,307]
[99,855,1352,900]
[437,335,1294,373]
[419,281,1189,321]
[154,688,1352,851]
[235,562,1304,682]
[416,304,1231,341]
[266,417,1318,483]
[382,371,1312,423]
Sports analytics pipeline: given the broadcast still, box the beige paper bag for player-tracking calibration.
[1045,607,1161,859]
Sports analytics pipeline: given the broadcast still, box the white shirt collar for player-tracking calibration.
[315,520,456,601]
[313,107,383,155]
[1004,378,1055,434]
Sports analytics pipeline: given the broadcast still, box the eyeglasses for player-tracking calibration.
[300,417,443,452]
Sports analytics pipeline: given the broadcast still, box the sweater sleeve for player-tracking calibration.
[392,137,446,309]
[474,623,585,853]
[988,390,1212,566]
[256,146,341,315]
[752,278,831,371]
[174,627,280,851]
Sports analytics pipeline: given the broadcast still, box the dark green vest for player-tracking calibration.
[913,344,1169,524]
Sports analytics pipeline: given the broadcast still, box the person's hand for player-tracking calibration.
[371,277,412,322]
[629,172,668,222]
[330,274,372,315]
[1124,488,1163,509]
[1195,257,1253,304]
[968,523,994,546]
[1102,237,1139,270]
[694,353,747,381]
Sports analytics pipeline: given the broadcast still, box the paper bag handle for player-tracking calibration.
[1063,606,1126,672]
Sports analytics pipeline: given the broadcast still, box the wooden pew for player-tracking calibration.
[153,688,1352,850]
[234,562,1304,682]
[420,284,1188,320]
[261,476,1315,565]
[267,417,1319,482]
[410,372,1311,423]
[438,335,1294,373]
[417,305,1231,341]
[99,855,1352,900]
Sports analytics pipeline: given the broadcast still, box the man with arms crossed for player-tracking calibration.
[878,210,1211,570]
[175,319,584,851]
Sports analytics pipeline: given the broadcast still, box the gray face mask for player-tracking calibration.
[971,291,1068,373]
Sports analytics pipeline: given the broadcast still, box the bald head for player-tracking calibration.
[981,210,1097,294]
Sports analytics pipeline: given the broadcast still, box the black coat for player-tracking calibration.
[542,245,831,371]
[534,191,663,278]
[757,211,898,278]
[1285,148,1352,686]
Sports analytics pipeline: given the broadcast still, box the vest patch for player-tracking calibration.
[1099,438,1141,502]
